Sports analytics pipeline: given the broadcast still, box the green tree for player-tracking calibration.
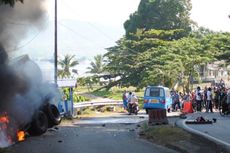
[87,54,105,74]
[124,0,193,37]
[103,0,229,92]
[105,29,214,91]
[0,0,23,6]
[58,54,79,78]
[199,32,230,63]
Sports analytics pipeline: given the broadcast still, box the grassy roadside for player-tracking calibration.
[140,121,228,153]
[91,89,144,110]
[78,106,126,115]
[91,87,144,100]
[140,122,191,146]
[74,86,145,115]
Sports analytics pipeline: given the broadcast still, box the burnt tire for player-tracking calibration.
[28,111,48,136]
[45,104,61,127]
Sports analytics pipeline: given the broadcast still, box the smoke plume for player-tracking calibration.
[0,0,46,49]
[0,0,47,108]
[0,0,52,147]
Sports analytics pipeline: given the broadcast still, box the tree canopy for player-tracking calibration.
[99,0,230,91]
[104,28,230,90]
[0,0,23,6]
[124,0,193,38]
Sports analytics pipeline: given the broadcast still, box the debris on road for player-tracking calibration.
[185,116,212,124]
[102,124,106,127]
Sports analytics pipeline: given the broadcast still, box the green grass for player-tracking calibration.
[76,106,127,117]
[91,86,144,100]
[76,86,145,108]
[92,90,122,100]
[90,86,144,109]
[141,123,191,145]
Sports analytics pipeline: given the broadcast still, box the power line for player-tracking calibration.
[58,22,139,64]
[58,22,112,51]
[58,22,94,43]
[59,2,140,55]
[3,15,51,52]
[6,31,41,52]
[86,22,117,42]
[0,15,50,26]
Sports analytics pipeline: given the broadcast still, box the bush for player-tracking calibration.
[73,95,89,103]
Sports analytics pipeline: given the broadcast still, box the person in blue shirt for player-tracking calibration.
[122,90,128,109]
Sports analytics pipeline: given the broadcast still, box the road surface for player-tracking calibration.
[5,113,177,153]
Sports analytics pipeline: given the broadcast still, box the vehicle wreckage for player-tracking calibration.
[0,55,61,147]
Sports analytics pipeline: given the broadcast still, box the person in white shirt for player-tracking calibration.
[195,86,202,111]
[206,87,213,113]
[127,92,138,114]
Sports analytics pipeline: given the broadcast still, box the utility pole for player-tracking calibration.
[54,0,58,84]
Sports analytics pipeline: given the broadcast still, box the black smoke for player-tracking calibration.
[0,44,28,109]
[0,0,48,137]
[0,0,47,108]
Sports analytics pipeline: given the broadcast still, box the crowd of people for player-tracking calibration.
[171,83,230,113]
[121,80,230,114]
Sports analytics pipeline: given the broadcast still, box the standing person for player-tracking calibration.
[203,86,208,111]
[219,87,227,113]
[213,87,219,110]
[191,90,196,110]
[206,87,213,113]
[173,91,181,111]
[227,88,230,110]
[127,92,132,109]
[195,86,202,112]
[122,90,128,109]
[220,78,225,88]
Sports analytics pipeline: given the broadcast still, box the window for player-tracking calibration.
[145,87,164,97]
[165,90,171,98]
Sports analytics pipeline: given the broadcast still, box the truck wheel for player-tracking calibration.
[46,104,62,127]
[28,111,48,136]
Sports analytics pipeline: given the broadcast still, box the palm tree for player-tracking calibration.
[87,54,104,74]
[58,54,79,78]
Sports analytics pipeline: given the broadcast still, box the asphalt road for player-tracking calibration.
[182,112,230,147]
[5,114,178,153]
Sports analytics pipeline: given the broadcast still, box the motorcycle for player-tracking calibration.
[127,103,138,115]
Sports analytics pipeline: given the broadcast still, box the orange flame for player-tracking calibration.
[17,131,25,142]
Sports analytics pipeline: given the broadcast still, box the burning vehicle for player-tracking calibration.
[0,52,62,148]
[0,0,62,148]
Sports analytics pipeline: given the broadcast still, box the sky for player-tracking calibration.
[12,0,230,76]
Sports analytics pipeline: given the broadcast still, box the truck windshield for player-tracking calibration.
[145,87,164,97]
